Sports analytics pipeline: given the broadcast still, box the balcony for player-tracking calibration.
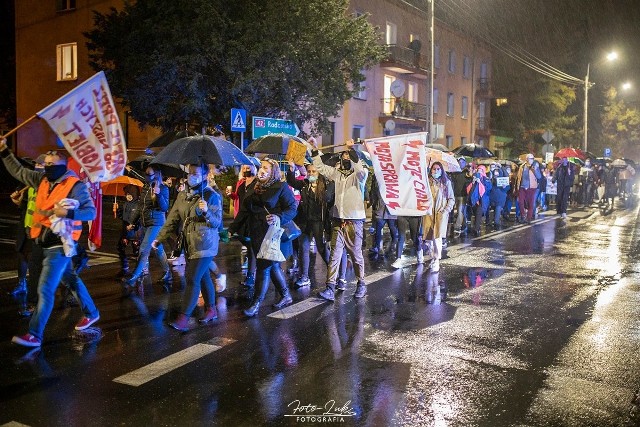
[380,98,428,121]
[381,45,430,78]
[477,78,491,97]
[476,117,491,137]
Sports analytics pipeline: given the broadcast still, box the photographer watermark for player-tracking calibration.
[285,399,356,423]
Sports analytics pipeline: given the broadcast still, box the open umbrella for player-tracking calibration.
[425,147,461,172]
[152,135,252,166]
[611,158,628,168]
[245,133,309,155]
[451,143,495,158]
[555,147,586,160]
[425,143,451,152]
[101,176,143,197]
[147,129,198,149]
[128,155,184,178]
[476,158,517,169]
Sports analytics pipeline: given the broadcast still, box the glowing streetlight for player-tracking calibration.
[584,51,619,152]
[622,82,632,91]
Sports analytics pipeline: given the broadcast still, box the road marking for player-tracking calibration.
[113,337,236,387]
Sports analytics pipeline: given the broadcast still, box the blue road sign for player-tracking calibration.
[604,147,611,158]
[252,116,300,140]
[230,108,247,132]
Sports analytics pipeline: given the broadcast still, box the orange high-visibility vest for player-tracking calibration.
[30,176,83,241]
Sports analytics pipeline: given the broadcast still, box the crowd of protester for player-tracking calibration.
[3,131,637,346]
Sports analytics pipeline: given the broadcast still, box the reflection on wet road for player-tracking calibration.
[1,205,639,425]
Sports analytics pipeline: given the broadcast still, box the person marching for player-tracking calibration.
[0,138,100,347]
[310,138,369,301]
[115,184,141,278]
[154,163,223,330]
[421,162,454,272]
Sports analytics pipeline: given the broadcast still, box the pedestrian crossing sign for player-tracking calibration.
[230,108,246,132]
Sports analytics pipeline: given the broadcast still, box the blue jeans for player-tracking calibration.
[29,246,99,340]
[183,256,214,316]
[130,225,170,278]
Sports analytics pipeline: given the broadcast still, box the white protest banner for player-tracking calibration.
[365,132,432,216]
[546,180,557,195]
[37,71,127,182]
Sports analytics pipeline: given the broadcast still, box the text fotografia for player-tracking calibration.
[286,399,356,422]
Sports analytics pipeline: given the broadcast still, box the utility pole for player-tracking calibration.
[428,0,434,142]
[583,63,590,152]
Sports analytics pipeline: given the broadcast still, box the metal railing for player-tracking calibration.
[383,45,429,71]
[381,98,428,121]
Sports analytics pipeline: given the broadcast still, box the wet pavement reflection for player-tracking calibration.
[0,202,639,425]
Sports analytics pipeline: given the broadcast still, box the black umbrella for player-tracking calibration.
[152,135,252,166]
[245,133,308,155]
[127,155,184,178]
[451,144,495,158]
[146,129,198,149]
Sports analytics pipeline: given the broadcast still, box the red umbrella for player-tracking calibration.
[555,147,586,160]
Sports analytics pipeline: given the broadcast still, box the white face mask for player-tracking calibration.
[432,170,442,179]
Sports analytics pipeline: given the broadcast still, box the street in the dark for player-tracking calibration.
[0,202,639,426]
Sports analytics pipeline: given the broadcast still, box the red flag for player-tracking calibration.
[88,182,102,250]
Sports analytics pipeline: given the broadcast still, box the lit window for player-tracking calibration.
[463,56,472,79]
[56,43,77,81]
[386,22,397,45]
[56,0,76,12]
[461,96,468,118]
[448,50,456,73]
[496,98,508,106]
[383,75,395,114]
[447,92,454,116]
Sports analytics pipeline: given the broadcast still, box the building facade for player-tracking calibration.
[12,0,492,157]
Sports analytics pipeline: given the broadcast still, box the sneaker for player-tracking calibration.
[75,315,100,331]
[417,249,424,264]
[12,333,41,347]
[215,274,227,293]
[354,283,367,299]
[335,278,347,291]
[171,254,186,266]
[18,305,35,317]
[561,213,567,219]
[391,257,404,269]
[318,287,335,301]
[295,277,311,288]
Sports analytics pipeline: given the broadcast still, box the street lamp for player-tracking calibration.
[583,51,618,153]
[622,82,632,91]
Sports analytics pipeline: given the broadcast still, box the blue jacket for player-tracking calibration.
[489,168,510,207]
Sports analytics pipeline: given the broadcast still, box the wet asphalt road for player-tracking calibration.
[0,201,639,426]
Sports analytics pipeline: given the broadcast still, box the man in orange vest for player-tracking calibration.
[0,138,100,348]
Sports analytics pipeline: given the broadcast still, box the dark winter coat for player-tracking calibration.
[117,199,141,240]
[489,168,510,207]
[286,171,335,232]
[451,168,473,198]
[552,163,576,189]
[230,181,298,259]
[132,181,170,227]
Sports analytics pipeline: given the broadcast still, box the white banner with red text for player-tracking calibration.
[364,132,433,216]
[37,71,127,183]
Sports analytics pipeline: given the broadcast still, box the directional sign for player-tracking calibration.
[230,108,246,132]
[252,116,300,140]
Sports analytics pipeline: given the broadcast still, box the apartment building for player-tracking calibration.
[11,0,492,157]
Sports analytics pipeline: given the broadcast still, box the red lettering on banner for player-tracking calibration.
[62,122,84,137]
[48,104,72,120]
[387,201,401,210]
[403,139,423,149]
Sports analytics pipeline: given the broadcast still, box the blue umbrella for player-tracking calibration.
[152,135,252,167]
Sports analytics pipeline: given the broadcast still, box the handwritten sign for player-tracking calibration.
[285,139,308,166]
[496,177,509,187]
[37,71,127,182]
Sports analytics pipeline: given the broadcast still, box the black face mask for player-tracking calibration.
[243,171,255,178]
[44,165,67,181]
[341,159,352,170]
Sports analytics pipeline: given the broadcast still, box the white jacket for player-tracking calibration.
[313,154,368,220]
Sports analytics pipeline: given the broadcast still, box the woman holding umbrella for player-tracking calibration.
[153,163,223,330]
[229,158,298,317]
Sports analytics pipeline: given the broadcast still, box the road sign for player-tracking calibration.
[252,116,300,139]
[542,129,555,143]
[230,108,246,132]
[604,147,611,158]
